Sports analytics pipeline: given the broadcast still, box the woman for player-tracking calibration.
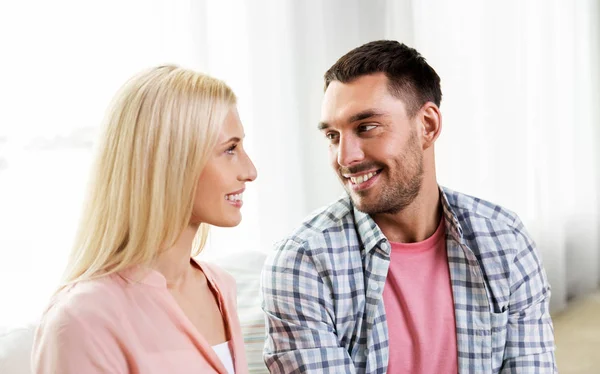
[32,65,257,373]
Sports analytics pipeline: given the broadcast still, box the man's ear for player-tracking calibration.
[418,102,442,150]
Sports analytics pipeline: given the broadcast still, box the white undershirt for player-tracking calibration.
[212,341,235,374]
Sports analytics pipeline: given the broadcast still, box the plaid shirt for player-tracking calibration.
[261,187,556,373]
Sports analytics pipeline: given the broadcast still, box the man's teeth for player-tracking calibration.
[350,171,376,184]
[225,193,243,201]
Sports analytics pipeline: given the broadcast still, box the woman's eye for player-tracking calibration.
[226,144,237,154]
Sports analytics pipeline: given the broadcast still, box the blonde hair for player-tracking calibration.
[62,65,236,286]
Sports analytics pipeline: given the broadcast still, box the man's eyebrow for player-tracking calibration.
[347,109,387,123]
[317,122,329,130]
[318,109,387,130]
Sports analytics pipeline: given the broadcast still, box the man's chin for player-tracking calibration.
[350,195,403,215]
[348,195,374,214]
[343,186,380,211]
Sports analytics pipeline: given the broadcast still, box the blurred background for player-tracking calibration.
[0,0,599,372]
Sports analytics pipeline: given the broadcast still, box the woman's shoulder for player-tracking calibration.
[39,275,126,332]
[32,276,132,371]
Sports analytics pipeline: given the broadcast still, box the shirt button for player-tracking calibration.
[370,283,379,291]
[380,241,389,251]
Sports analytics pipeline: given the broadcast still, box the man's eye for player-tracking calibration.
[358,124,377,132]
[325,132,339,140]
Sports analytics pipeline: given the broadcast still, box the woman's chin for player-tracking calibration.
[212,214,242,228]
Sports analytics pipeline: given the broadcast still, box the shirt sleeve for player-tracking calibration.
[500,215,557,373]
[32,303,128,374]
[260,239,357,374]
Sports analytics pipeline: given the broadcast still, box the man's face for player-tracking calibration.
[319,73,424,215]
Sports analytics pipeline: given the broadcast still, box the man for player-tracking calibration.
[261,40,556,373]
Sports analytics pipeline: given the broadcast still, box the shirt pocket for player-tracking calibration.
[490,310,509,373]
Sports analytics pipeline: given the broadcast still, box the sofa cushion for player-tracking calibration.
[0,324,35,374]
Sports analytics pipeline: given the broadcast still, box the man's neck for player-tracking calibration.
[371,179,442,243]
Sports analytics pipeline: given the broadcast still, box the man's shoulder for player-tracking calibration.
[442,186,535,270]
[280,194,355,247]
[442,186,521,230]
[264,195,358,272]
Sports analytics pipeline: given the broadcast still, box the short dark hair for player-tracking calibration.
[324,40,442,117]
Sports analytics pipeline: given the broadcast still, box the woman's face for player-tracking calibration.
[191,107,257,227]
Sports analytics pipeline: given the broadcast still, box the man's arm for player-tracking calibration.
[261,239,356,374]
[501,216,557,373]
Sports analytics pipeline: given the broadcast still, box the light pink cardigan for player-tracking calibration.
[32,260,249,374]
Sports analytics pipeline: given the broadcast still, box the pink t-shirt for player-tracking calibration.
[382,218,458,373]
[31,260,248,374]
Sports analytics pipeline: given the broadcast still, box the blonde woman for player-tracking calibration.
[32,65,256,374]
